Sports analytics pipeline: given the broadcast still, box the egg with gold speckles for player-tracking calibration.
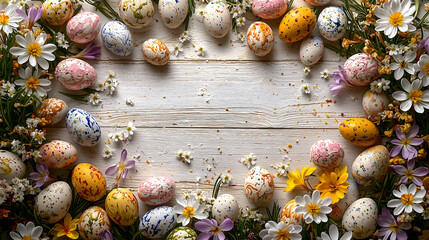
[72,163,107,201]
[39,140,77,169]
[42,0,74,26]
[279,7,316,43]
[352,145,389,185]
[244,166,275,206]
[247,22,275,57]
[0,150,26,182]
[304,0,332,6]
[329,179,359,221]
[105,188,139,226]
[342,198,378,239]
[79,206,111,240]
[36,98,68,125]
[339,118,380,147]
[280,199,303,225]
[300,36,324,66]
[119,0,154,29]
[35,181,72,223]
[251,0,288,20]
[362,90,390,118]
[344,53,380,86]
[142,39,170,66]
[204,1,231,38]
[317,7,347,41]
[167,227,197,240]
[212,194,239,223]
[159,0,188,29]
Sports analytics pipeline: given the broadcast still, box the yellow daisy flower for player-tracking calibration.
[314,166,350,204]
[284,166,316,192]
[52,213,80,239]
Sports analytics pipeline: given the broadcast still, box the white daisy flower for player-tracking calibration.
[317,224,352,240]
[195,45,205,57]
[56,32,69,49]
[15,67,51,97]
[9,222,43,240]
[388,44,400,55]
[390,51,416,80]
[173,44,183,57]
[259,221,302,240]
[180,31,191,42]
[177,150,193,163]
[30,129,44,144]
[374,0,416,39]
[387,183,425,215]
[415,54,429,86]
[301,83,311,94]
[235,32,246,42]
[303,67,311,74]
[272,162,289,177]
[0,5,22,36]
[125,121,136,136]
[103,145,114,158]
[173,196,208,226]
[392,78,429,113]
[88,93,101,106]
[320,70,330,79]
[95,81,106,92]
[239,153,257,169]
[370,78,391,93]
[221,173,231,185]
[295,190,332,224]
[236,16,246,28]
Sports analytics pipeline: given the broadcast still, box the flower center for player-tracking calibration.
[400,193,414,206]
[27,42,42,57]
[276,228,291,240]
[389,223,399,232]
[409,90,423,103]
[404,169,414,180]
[306,203,321,216]
[211,226,221,234]
[118,162,126,172]
[389,12,404,26]
[0,13,9,25]
[22,236,32,240]
[424,62,429,75]
[26,76,40,90]
[182,206,195,218]
[401,137,411,146]
[399,61,408,69]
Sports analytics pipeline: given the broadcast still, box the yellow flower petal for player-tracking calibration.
[67,231,79,239]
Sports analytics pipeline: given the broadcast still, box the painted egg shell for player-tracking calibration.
[317,7,347,41]
[72,163,107,201]
[138,176,175,206]
[55,58,97,90]
[244,166,275,206]
[342,198,378,239]
[36,98,68,125]
[204,1,231,38]
[300,36,324,66]
[140,206,176,239]
[66,108,101,146]
[159,0,188,29]
[66,12,101,44]
[35,181,72,223]
[247,22,275,57]
[42,0,74,26]
[167,227,197,240]
[142,39,170,66]
[251,0,288,20]
[329,179,359,221]
[39,140,77,169]
[0,150,26,182]
[280,199,303,225]
[119,0,154,29]
[352,145,389,185]
[101,20,133,56]
[362,90,390,118]
[339,118,380,147]
[310,139,344,170]
[79,206,111,240]
[304,0,332,6]
[105,188,139,226]
[212,194,239,223]
[279,7,316,43]
[344,53,380,86]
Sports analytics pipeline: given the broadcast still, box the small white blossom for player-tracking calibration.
[56,32,69,49]
[389,44,400,55]
[88,93,101,106]
[235,32,246,42]
[221,173,231,185]
[320,70,330,79]
[173,44,183,57]
[272,162,290,177]
[26,118,39,128]
[179,31,191,42]
[103,145,114,158]
[303,67,311,74]
[125,121,136,136]
[370,78,391,93]
[239,153,257,169]
[30,129,45,144]
[236,16,246,28]
[95,81,106,92]
[301,83,311,94]
[177,149,193,163]
[125,98,134,106]
[195,45,205,57]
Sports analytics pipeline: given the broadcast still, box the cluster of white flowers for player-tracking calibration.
[90,72,120,105]
[241,206,264,222]
[107,122,136,143]
[177,149,193,163]
[174,31,206,57]
[239,153,257,169]
[370,78,391,93]
[0,81,16,97]
[271,161,290,177]
[229,0,252,42]
[56,32,69,49]
[0,178,37,204]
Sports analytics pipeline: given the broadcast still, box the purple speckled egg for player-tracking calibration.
[66,12,101,44]
[252,0,288,20]
[344,53,380,86]
[310,139,344,170]
[138,177,175,206]
[55,58,97,90]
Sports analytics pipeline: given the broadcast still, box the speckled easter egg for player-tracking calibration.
[300,36,324,66]
[36,98,68,125]
[39,140,77,169]
[342,198,378,239]
[71,163,107,201]
[251,0,288,20]
[310,139,344,170]
[212,194,239,223]
[329,179,359,221]
[244,166,275,206]
[339,118,380,147]
[66,108,101,146]
[35,181,72,223]
[105,188,139,226]
[66,12,101,44]
[317,7,347,41]
[362,90,390,118]
[279,7,316,43]
[352,145,389,185]
[204,1,231,38]
[247,22,274,57]
[139,206,176,239]
[55,58,97,90]
[79,206,111,240]
[280,199,303,225]
[142,39,170,66]
[101,20,133,56]
[344,53,380,86]
[0,150,26,182]
[138,177,175,206]
[119,0,154,29]
[304,0,332,6]
[167,227,197,240]
[42,0,74,26]
[159,0,188,29]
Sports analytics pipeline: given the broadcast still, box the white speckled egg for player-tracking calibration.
[247,22,274,57]
[65,108,101,146]
[310,139,344,170]
[37,98,68,125]
[66,12,101,44]
[55,58,97,90]
[212,194,239,223]
[101,20,133,56]
[35,181,72,223]
[0,150,26,182]
[300,36,324,66]
[42,0,74,26]
[344,53,380,86]
[119,0,154,29]
[204,1,231,38]
[138,177,175,206]
[244,166,275,206]
[79,206,111,240]
[352,145,389,185]
[330,179,360,221]
[317,7,347,41]
[159,0,188,29]
[362,90,390,118]
[304,0,332,6]
[280,199,303,225]
[342,198,378,239]
[140,206,177,239]
[142,39,170,66]
[252,0,288,20]
[39,140,77,169]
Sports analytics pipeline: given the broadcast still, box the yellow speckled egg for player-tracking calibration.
[280,199,303,225]
[278,7,316,43]
[105,188,139,226]
[71,163,106,201]
[339,118,380,147]
[79,206,111,240]
[42,0,74,26]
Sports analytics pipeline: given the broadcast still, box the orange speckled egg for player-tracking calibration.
[79,206,111,240]
[71,163,106,201]
[105,188,139,226]
[278,7,316,43]
[37,98,68,125]
[339,118,380,147]
[280,199,303,225]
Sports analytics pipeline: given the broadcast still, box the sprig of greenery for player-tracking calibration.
[83,0,123,23]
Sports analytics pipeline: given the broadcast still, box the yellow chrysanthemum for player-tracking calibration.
[314,166,350,204]
[52,213,80,239]
[284,166,317,192]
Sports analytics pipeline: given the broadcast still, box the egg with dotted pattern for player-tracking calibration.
[36,98,68,125]
[39,140,77,169]
[247,21,275,57]
[251,0,288,20]
[278,7,316,43]
[139,206,177,239]
[362,90,390,118]
[204,1,231,38]
[212,194,239,223]
[352,145,389,185]
[142,39,170,66]
[339,118,380,147]
[42,0,74,26]
[300,36,324,66]
[310,139,344,170]
[159,0,188,29]
[65,108,101,147]
[0,150,26,183]
[35,181,72,223]
[78,206,111,240]
[101,20,133,57]
[105,188,139,226]
[317,7,347,41]
[342,198,378,239]
[71,163,107,201]
[244,166,275,206]
[119,0,154,29]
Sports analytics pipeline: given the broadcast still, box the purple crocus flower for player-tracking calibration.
[392,159,429,186]
[418,36,429,53]
[377,208,411,240]
[105,149,135,187]
[29,163,50,188]
[100,230,113,240]
[328,66,353,96]
[16,6,42,29]
[71,42,101,60]
[390,125,424,160]
[194,218,234,240]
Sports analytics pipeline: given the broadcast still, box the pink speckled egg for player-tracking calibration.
[138,177,175,206]
[329,179,359,221]
[252,0,288,19]
[304,0,332,6]
[37,98,68,125]
[55,58,97,90]
[247,22,274,57]
[310,139,344,170]
[142,39,170,66]
[244,166,275,206]
[344,53,380,86]
[39,140,77,169]
[362,90,390,118]
[66,12,101,44]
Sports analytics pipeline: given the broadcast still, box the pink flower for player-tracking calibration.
[194,218,234,240]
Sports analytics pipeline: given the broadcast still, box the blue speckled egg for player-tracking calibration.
[140,206,176,239]
[66,108,101,146]
[101,20,133,56]
[317,7,347,41]
[159,0,188,29]
[300,36,324,66]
